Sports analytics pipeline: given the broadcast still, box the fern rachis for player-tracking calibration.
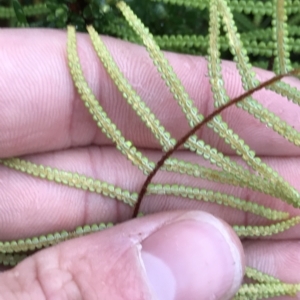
[1,0,300,299]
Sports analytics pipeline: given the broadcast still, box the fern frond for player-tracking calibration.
[161,158,284,199]
[147,183,289,220]
[87,22,286,200]
[152,0,300,15]
[225,32,300,152]
[155,33,275,57]
[234,282,300,299]
[0,158,138,206]
[102,18,141,43]
[0,3,48,19]
[85,19,292,210]
[67,25,155,175]
[117,1,203,128]
[218,0,300,148]
[245,267,281,283]
[207,0,299,208]
[214,0,300,208]
[149,0,208,10]
[1,1,300,298]
[154,25,300,58]
[116,1,285,203]
[123,0,300,206]
[2,156,289,221]
[233,216,300,237]
[87,25,176,152]
[272,0,292,74]
[0,253,27,267]
[150,0,275,15]
[268,80,300,106]
[0,222,113,254]
[87,24,285,202]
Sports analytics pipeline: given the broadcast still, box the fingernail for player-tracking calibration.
[140,212,244,300]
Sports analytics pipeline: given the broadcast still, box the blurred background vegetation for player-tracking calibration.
[0,0,300,70]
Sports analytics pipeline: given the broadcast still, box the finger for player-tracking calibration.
[244,239,300,300]
[0,29,300,157]
[0,147,299,241]
[0,211,244,300]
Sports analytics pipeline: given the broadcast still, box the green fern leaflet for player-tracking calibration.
[1,0,300,299]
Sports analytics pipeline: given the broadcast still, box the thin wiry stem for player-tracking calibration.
[133,68,300,217]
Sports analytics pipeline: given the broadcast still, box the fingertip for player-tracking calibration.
[140,211,244,300]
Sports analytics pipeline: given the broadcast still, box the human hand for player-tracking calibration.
[0,29,299,299]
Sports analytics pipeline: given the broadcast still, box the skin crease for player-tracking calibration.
[0,28,300,299]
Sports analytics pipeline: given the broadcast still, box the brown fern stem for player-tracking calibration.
[132,68,300,218]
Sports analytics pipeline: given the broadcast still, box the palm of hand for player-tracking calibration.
[1,2,300,299]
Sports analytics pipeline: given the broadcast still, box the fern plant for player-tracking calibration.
[1,0,300,299]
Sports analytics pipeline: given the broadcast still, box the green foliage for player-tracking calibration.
[1,0,300,68]
[12,0,29,27]
[1,0,300,299]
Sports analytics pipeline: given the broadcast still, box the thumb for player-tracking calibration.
[140,211,244,300]
[0,211,244,300]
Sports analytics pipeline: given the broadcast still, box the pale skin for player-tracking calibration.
[0,28,300,299]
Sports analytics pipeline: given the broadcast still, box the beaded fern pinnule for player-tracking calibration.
[1,0,300,299]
